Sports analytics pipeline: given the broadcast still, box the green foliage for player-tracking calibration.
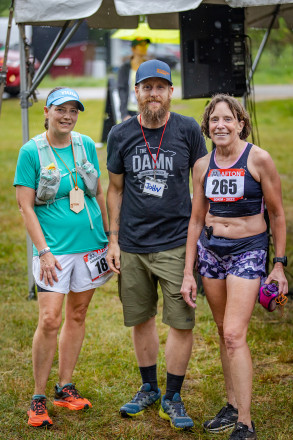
[251,47,293,85]
[0,95,292,439]
[40,75,107,89]
[249,18,293,60]
[247,19,293,84]
[0,0,11,16]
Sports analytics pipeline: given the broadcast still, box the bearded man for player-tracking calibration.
[106,60,207,431]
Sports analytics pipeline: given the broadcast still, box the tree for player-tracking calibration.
[0,0,12,17]
[249,18,293,60]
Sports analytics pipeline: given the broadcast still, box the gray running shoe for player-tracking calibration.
[229,421,257,439]
[119,383,161,417]
[203,403,238,433]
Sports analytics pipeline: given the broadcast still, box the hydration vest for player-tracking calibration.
[33,131,98,206]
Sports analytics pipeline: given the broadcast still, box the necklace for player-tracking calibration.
[46,132,84,213]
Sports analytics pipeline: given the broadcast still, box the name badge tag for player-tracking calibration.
[83,246,111,281]
[69,187,84,213]
[143,178,165,198]
[206,168,245,202]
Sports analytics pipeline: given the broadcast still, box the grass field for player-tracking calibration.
[0,95,292,440]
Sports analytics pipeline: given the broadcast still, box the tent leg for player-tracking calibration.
[32,21,71,88]
[247,5,280,85]
[0,0,15,116]
[19,24,36,300]
[29,19,84,97]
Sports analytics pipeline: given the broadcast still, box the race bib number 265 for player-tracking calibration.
[206,168,245,202]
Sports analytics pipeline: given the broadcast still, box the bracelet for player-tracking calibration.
[38,247,51,257]
[105,231,110,237]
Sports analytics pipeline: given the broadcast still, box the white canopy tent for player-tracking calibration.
[14,0,293,29]
[12,0,293,297]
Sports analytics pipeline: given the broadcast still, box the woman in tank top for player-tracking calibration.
[180,94,287,440]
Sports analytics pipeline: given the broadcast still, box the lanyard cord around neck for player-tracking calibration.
[46,132,78,190]
[139,114,168,170]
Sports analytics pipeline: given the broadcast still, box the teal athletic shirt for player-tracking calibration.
[14,134,108,256]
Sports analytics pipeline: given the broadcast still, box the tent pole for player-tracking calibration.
[32,21,71,88]
[19,24,36,300]
[28,19,84,97]
[247,5,280,85]
[19,24,30,142]
[0,0,15,116]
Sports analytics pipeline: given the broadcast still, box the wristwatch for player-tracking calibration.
[273,256,287,266]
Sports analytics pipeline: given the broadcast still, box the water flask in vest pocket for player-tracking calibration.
[35,168,60,204]
[258,281,279,312]
[77,160,98,198]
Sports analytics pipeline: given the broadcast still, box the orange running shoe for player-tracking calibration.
[27,397,53,428]
[53,383,92,410]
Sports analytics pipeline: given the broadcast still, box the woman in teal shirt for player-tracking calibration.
[14,87,111,428]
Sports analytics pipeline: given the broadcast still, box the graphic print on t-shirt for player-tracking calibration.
[132,143,176,193]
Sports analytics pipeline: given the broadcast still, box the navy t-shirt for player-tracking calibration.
[107,112,207,253]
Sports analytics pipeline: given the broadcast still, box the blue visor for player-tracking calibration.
[46,88,84,111]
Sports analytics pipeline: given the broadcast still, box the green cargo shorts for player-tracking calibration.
[118,245,195,329]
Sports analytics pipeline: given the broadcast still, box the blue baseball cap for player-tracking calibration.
[46,88,85,111]
[135,59,173,85]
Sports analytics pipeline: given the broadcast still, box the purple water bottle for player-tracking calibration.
[258,281,279,312]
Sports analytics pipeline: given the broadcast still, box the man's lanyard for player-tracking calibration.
[139,114,168,171]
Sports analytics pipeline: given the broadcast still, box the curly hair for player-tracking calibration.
[44,86,66,130]
[201,94,251,140]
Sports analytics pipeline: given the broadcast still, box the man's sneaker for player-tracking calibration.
[27,397,53,428]
[203,403,238,433]
[53,383,92,410]
[159,393,194,431]
[119,383,161,417]
[229,422,257,439]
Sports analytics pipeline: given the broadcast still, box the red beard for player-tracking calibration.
[138,97,171,125]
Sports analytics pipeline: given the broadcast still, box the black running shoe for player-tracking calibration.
[229,421,257,439]
[203,403,238,433]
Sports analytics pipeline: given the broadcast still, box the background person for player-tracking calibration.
[106,59,207,431]
[117,37,150,121]
[14,87,112,428]
[180,94,288,440]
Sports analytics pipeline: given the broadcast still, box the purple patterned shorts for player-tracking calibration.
[197,238,267,280]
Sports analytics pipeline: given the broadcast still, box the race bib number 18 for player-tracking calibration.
[206,168,245,202]
[83,246,111,281]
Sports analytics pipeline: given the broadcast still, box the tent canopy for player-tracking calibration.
[14,0,293,29]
